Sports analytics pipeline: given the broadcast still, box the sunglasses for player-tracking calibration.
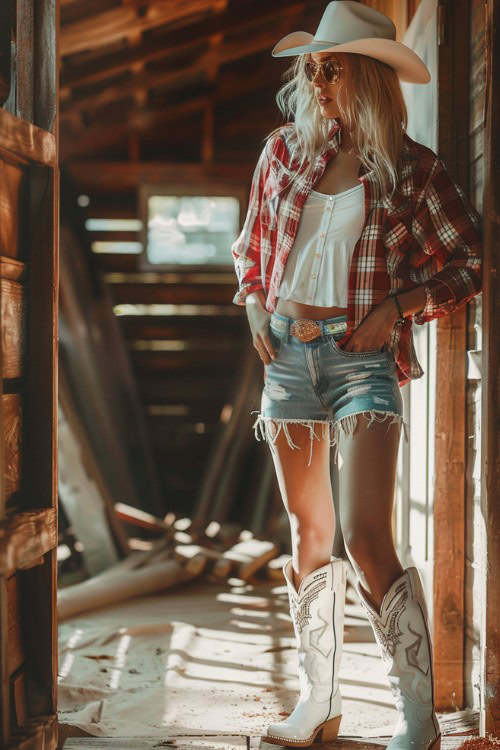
[304,60,343,84]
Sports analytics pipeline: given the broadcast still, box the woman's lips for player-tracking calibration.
[318,96,332,103]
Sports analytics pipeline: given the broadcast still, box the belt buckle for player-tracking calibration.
[290,318,321,342]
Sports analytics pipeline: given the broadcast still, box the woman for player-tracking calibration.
[231,2,482,748]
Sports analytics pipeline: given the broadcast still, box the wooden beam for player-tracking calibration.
[108,282,235,306]
[60,0,223,57]
[59,0,313,90]
[60,67,280,159]
[481,0,500,736]
[0,509,57,574]
[433,0,470,712]
[64,160,254,192]
[59,24,294,122]
[0,109,56,166]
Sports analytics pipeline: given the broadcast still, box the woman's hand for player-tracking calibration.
[245,291,276,365]
[341,298,399,352]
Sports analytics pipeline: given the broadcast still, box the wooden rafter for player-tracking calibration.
[60,61,281,160]
[59,0,318,92]
[60,0,226,57]
[60,23,293,121]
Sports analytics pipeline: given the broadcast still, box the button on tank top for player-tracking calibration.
[277,182,365,307]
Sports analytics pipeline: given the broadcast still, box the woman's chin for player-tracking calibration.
[320,104,339,117]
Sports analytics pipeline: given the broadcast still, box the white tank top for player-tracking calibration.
[277,182,365,307]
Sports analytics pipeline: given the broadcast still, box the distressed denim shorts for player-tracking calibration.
[252,311,409,467]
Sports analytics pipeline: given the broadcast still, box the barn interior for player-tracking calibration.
[1,0,498,748]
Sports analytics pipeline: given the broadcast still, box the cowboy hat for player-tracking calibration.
[271,0,430,84]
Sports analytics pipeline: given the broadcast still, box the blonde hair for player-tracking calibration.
[264,52,408,198]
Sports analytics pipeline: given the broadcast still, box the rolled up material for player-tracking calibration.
[57,557,206,621]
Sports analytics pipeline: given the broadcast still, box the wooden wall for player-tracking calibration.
[464,0,486,712]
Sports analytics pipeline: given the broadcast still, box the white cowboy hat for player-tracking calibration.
[271,0,430,84]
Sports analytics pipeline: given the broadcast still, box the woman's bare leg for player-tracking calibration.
[337,415,404,614]
[266,421,335,590]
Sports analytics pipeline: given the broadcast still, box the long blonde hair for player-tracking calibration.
[264,51,408,197]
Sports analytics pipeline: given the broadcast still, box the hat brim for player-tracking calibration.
[272,32,431,84]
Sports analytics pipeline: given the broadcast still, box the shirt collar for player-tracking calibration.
[326,117,343,148]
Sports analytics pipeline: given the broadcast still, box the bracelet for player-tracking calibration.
[387,292,405,326]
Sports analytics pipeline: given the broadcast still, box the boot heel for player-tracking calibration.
[315,714,341,743]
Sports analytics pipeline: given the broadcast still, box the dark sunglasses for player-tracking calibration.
[304,60,343,84]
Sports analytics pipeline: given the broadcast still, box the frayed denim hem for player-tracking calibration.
[251,410,409,467]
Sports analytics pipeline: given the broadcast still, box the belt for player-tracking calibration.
[271,316,347,342]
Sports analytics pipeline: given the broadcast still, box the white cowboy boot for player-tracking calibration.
[356,567,441,750]
[263,555,346,747]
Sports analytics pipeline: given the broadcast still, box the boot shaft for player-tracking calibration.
[283,556,346,704]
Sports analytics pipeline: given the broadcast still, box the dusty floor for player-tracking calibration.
[57,567,478,749]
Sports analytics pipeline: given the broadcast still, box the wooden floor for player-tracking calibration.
[57,568,479,750]
[60,735,477,749]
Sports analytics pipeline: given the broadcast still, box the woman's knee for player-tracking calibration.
[291,518,334,552]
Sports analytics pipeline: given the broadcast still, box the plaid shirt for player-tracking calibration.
[231,120,483,387]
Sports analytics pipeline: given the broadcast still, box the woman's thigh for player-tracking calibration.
[337,415,401,548]
[266,421,334,528]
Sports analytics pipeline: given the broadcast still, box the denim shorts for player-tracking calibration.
[252,311,409,467]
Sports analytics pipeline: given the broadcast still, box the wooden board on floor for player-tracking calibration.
[61,737,249,749]
[59,733,480,749]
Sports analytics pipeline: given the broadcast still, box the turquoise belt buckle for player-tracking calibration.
[324,321,347,335]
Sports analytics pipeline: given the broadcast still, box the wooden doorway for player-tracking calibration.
[0,2,60,748]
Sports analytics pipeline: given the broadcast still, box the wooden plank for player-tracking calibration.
[3,394,22,501]
[135,372,233,403]
[0,161,27,260]
[433,0,470,712]
[62,737,248,749]
[15,0,34,123]
[57,400,122,576]
[0,279,24,380]
[64,160,253,192]
[4,713,57,749]
[129,349,240,373]
[59,66,281,160]
[58,735,481,749]
[119,314,245,341]
[59,0,223,57]
[59,0,318,91]
[60,20,295,119]
[0,110,56,167]
[0,577,9,742]
[33,0,57,134]
[0,0,59,744]
[108,283,235,306]
[58,224,164,517]
[0,509,57,574]
[0,3,11,108]
[481,0,500,737]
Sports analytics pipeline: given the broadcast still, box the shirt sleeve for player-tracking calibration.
[231,140,271,306]
[409,157,483,325]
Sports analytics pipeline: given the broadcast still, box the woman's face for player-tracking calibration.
[308,51,347,119]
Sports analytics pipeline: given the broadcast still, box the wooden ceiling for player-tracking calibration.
[59,0,418,164]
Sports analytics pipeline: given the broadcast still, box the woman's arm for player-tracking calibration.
[405,157,483,325]
[380,285,428,325]
[231,142,271,306]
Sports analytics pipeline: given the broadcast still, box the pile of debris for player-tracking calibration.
[57,503,289,621]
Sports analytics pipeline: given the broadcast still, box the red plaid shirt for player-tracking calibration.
[231,119,483,387]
